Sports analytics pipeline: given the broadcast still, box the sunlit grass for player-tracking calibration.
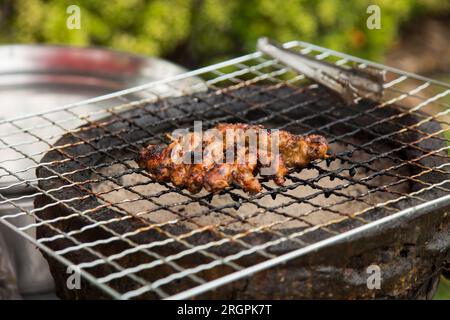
[434,277,450,300]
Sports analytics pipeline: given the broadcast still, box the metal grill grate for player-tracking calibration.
[0,40,449,299]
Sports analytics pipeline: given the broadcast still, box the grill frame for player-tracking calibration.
[0,40,449,300]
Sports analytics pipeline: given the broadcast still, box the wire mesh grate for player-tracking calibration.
[0,40,449,299]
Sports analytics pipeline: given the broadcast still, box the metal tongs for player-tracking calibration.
[257,37,384,104]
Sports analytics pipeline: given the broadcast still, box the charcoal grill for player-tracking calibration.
[0,40,449,299]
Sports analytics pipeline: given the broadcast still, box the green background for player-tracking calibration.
[1,0,449,68]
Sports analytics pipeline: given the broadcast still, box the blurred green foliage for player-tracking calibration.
[0,0,449,67]
[435,277,450,300]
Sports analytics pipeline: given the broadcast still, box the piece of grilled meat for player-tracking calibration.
[138,123,329,194]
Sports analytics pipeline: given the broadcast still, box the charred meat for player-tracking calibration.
[138,123,329,194]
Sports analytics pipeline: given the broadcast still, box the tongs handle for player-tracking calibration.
[257,37,384,104]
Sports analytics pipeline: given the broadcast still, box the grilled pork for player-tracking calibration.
[138,123,328,194]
